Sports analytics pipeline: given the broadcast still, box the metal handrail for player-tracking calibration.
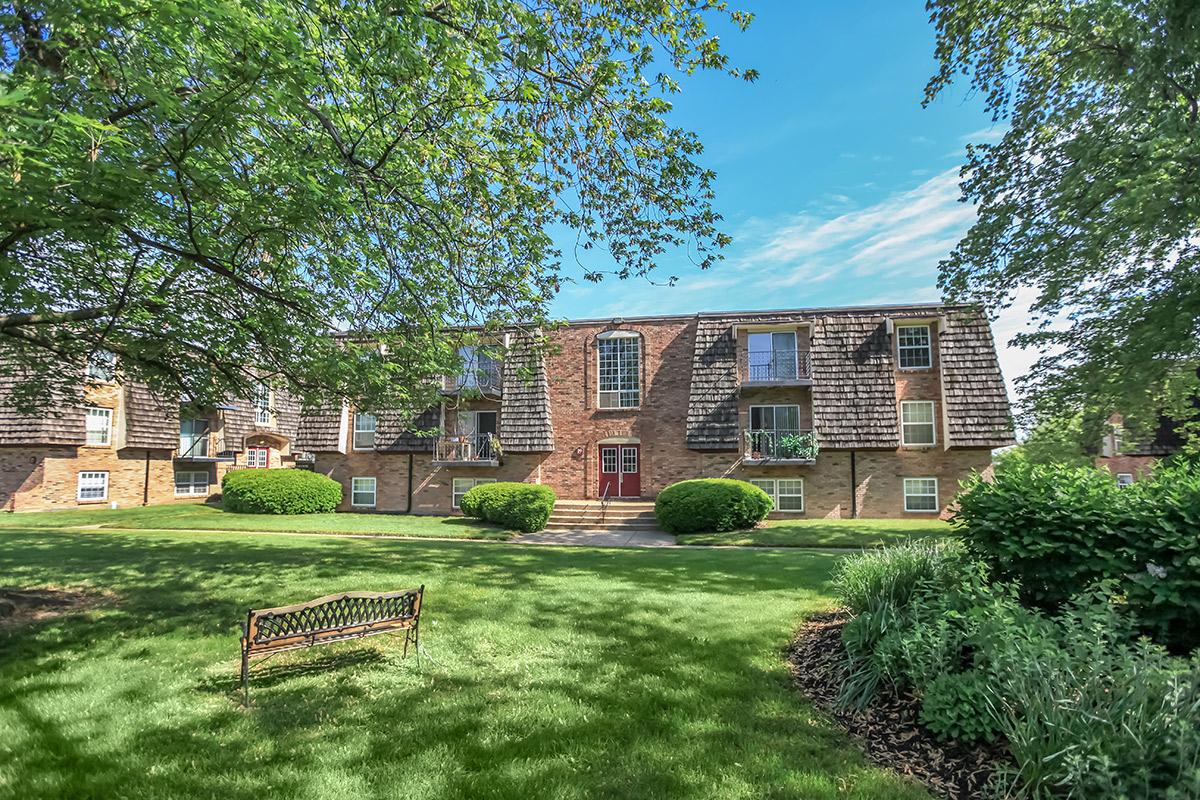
[442,360,502,394]
[433,433,501,462]
[744,428,818,461]
[740,349,812,382]
[599,481,612,525]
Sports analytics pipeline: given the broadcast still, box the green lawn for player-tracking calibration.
[677,518,953,548]
[0,528,927,800]
[0,503,511,539]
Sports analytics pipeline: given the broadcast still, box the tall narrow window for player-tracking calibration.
[903,477,939,512]
[597,332,640,408]
[77,471,109,501]
[85,407,112,446]
[253,382,272,425]
[179,419,209,457]
[86,350,116,382]
[896,325,932,369]
[353,412,376,450]
[901,401,936,446]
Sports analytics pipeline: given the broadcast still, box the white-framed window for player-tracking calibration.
[174,470,210,496]
[452,477,496,508]
[896,324,932,369]
[77,471,109,502]
[353,412,376,450]
[456,345,501,391]
[1116,472,1135,487]
[747,478,805,513]
[901,401,936,446]
[178,418,209,457]
[903,477,939,512]
[351,476,377,507]
[253,382,273,425]
[597,331,640,409]
[86,349,116,382]
[85,406,112,446]
[246,446,269,468]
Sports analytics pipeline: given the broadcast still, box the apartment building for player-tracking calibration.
[0,302,1013,518]
[0,353,300,511]
[296,303,1014,519]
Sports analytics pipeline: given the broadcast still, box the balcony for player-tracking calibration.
[738,349,813,387]
[433,433,502,466]
[743,428,818,464]
[441,360,502,396]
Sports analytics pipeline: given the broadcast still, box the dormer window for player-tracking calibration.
[597,331,640,409]
[896,325,932,369]
[253,382,273,426]
[86,349,116,382]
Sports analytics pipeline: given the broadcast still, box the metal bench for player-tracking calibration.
[239,586,424,703]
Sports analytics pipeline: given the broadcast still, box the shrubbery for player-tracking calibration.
[222,468,341,514]
[833,545,1200,799]
[654,478,772,534]
[956,459,1200,652]
[459,482,555,533]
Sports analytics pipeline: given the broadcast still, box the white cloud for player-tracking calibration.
[734,169,973,289]
[960,125,1007,144]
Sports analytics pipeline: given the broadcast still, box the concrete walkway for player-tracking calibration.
[514,529,677,548]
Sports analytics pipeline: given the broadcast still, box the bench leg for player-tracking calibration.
[241,647,250,706]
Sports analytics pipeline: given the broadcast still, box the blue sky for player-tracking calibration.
[548,1,1034,396]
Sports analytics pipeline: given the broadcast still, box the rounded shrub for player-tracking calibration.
[919,669,1002,744]
[460,482,556,533]
[654,478,772,534]
[221,468,342,514]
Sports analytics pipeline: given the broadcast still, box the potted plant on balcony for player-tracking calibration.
[775,433,811,460]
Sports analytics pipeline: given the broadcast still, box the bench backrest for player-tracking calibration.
[243,587,423,655]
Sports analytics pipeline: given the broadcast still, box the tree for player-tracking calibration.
[0,0,753,412]
[924,0,1200,449]
[994,413,1093,471]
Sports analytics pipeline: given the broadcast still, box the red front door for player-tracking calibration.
[598,444,640,498]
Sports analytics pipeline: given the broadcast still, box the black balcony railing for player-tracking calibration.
[433,433,501,463]
[740,349,812,383]
[743,428,818,462]
[442,360,502,394]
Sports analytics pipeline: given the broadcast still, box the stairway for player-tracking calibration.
[545,499,663,532]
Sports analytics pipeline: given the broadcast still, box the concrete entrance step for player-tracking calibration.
[549,509,657,520]
[544,520,664,532]
[555,499,655,509]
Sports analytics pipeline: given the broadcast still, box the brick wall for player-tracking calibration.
[1096,455,1157,481]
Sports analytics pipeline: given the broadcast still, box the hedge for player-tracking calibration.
[460,482,556,533]
[654,478,772,534]
[222,468,342,514]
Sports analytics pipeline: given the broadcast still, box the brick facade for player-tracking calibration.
[3,304,1009,518]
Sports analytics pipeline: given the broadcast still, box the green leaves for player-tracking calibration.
[0,0,750,411]
[925,0,1200,445]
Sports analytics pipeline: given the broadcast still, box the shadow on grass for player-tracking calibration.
[0,529,924,800]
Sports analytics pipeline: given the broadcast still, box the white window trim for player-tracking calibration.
[86,349,117,382]
[896,324,933,370]
[1116,472,1135,487]
[747,477,805,513]
[77,471,109,502]
[253,382,274,426]
[85,406,113,446]
[452,477,496,509]
[352,412,376,451]
[351,476,377,508]
[178,418,209,457]
[596,330,641,410]
[900,400,937,447]
[174,470,210,496]
[903,477,940,513]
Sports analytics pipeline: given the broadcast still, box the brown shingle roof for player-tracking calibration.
[0,372,86,446]
[376,406,440,452]
[811,315,901,449]
[295,404,345,452]
[220,386,301,450]
[685,317,740,450]
[123,382,179,450]
[499,331,554,452]
[939,308,1016,448]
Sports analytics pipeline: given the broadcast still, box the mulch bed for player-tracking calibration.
[0,586,112,626]
[787,611,1011,800]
